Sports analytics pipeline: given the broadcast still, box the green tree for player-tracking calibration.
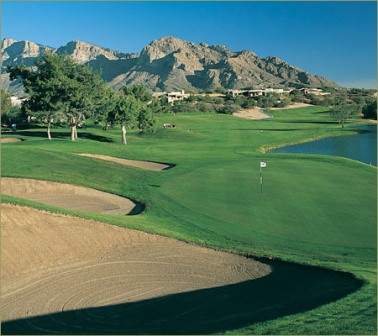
[241,98,256,109]
[362,99,377,120]
[94,85,118,130]
[215,87,226,94]
[290,89,306,103]
[331,103,359,128]
[113,94,141,145]
[217,101,241,114]
[137,106,156,133]
[255,95,277,108]
[122,85,152,103]
[1,92,25,127]
[1,88,12,117]
[7,53,108,141]
[234,95,248,107]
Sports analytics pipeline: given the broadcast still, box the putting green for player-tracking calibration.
[161,157,376,249]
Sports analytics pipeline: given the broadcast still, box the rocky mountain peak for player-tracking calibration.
[2,38,19,49]
[2,36,339,96]
[57,40,118,63]
[140,36,192,63]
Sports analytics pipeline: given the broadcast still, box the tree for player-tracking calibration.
[215,87,226,94]
[94,85,118,130]
[362,99,377,120]
[122,85,152,103]
[255,94,277,108]
[7,53,109,141]
[217,101,241,114]
[1,88,12,117]
[1,90,25,126]
[120,84,157,139]
[137,106,156,133]
[330,104,358,128]
[113,94,141,145]
[290,89,306,103]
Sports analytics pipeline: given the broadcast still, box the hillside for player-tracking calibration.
[1,36,339,96]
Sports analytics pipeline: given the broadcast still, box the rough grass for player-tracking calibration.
[1,106,376,334]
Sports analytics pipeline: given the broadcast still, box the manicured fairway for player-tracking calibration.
[1,106,376,334]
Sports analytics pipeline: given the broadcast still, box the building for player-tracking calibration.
[166,90,190,104]
[10,96,26,107]
[299,88,330,96]
[227,87,292,98]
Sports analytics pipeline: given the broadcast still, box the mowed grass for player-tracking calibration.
[1,106,376,334]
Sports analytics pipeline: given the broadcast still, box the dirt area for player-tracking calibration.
[233,108,272,120]
[1,177,137,215]
[78,153,171,171]
[269,102,314,110]
[233,103,314,120]
[1,138,22,143]
[1,203,271,322]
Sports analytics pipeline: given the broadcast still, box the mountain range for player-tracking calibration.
[1,36,339,97]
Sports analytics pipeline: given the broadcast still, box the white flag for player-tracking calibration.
[260,162,267,168]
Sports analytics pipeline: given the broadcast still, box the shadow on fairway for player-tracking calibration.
[2,259,362,335]
[14,131,115,143]
[282,120,337,125]
[229,128,305,132]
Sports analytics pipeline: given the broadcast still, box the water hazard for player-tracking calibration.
[272,125,377,166]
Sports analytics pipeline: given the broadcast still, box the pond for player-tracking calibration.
[271,125,377,166]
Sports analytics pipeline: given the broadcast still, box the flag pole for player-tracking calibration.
[259,162,267,194]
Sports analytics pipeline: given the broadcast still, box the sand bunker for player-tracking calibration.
[233,108,272,120]
[1,178,138,215]
[269,102,314,110]
[78,153,171,171]
[1,204,271,322]
[1,138,22,143]
[233,103,314,120]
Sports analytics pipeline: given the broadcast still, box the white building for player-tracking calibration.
[167,90,190,104]
[10,96,25,107]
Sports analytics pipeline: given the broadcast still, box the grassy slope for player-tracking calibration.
[1,106,376,334]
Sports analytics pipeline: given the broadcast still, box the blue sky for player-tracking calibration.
[1,1,377,88]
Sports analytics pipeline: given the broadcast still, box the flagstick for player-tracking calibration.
[260,165,263,194]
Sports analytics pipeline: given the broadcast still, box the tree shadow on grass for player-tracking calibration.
[13,131,114,143]
[281,120,337,125]
[2,259,362,335]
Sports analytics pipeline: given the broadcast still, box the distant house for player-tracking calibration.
[299,88,330,96]
[10,96,26,107]
[227,87,292,98]
[166,90,190,104]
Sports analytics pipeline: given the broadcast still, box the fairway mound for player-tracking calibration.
[233,108,272,120]
[78,153,172,171]
[1,138,22,143]
[1,177,139,215]
[1,204,272,324]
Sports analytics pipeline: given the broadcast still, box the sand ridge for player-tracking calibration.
[78,153,171,171]
[1,138,22,143]
[1,177,138,215]
[1,204,272,322]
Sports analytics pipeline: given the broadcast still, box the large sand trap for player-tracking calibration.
[1,178,138,215]
[233,103,314,120]
[78,153,171,171]
[1,138,22,143]
[233,108,272,120]
[1,204,271,322]
[269,102,314,110]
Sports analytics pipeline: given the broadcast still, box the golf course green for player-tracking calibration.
[1,106,376,334]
